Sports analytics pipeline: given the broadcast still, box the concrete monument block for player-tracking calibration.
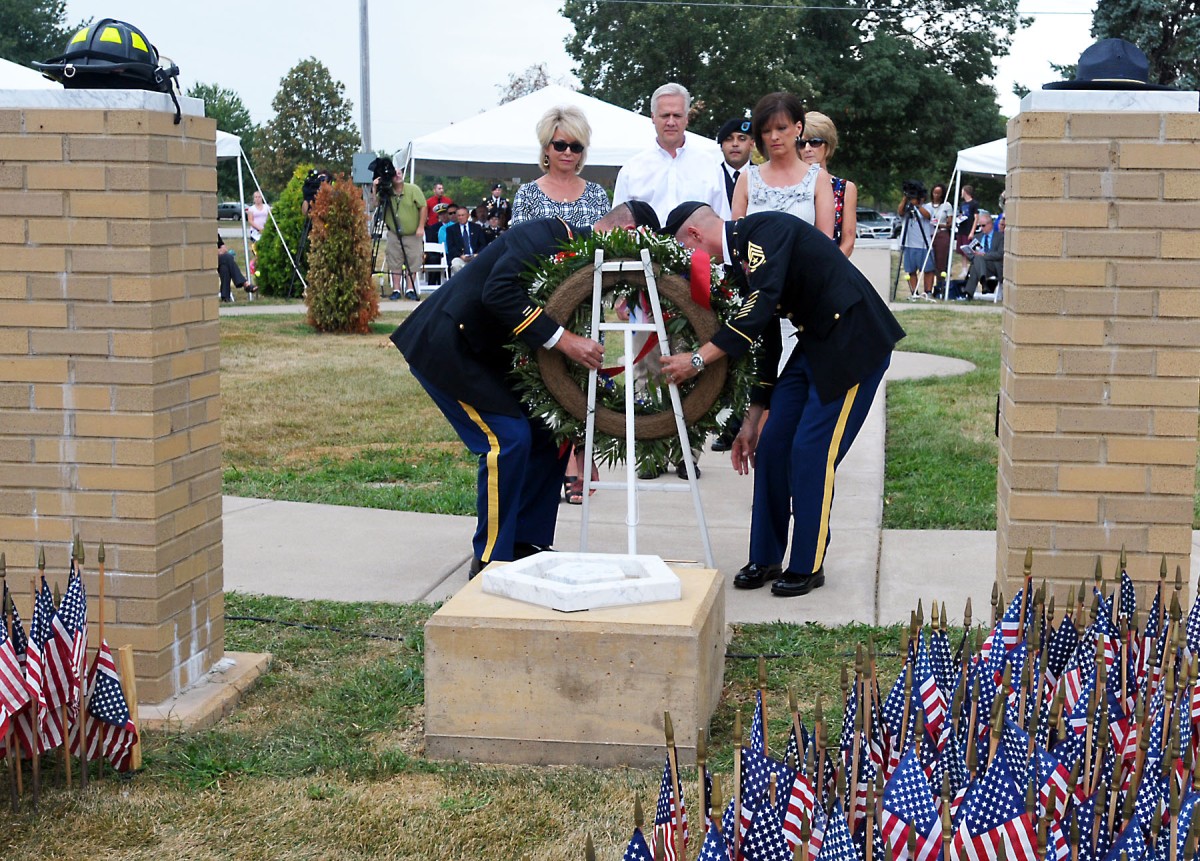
[425,566,725,767]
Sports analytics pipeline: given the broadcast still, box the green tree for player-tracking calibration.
[187,82,258,202]
[255,165,311,297]
[561,0,1020,200]
[1092,0,1199,90]
[252,57,361,197]
[305,179,378,334]
[0,0,85,67]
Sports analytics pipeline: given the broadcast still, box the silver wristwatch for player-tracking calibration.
[690,352,705,372]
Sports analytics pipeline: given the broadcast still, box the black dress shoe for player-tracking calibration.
[771,567,825,597]
[675,461,701,479]
[733,563,782,590]
[469,557,485,579]
[711,433,734,452]
[513,542,552,559]
[638,465,665,480]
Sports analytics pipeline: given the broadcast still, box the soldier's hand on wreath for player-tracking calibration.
[556,330,605,370]
[731,405,764,475]
[659,351,695,386]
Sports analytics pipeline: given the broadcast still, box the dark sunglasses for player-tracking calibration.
[550,139,585,153]
[798,138,827,148]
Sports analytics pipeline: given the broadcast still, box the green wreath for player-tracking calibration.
[510,228,754,472]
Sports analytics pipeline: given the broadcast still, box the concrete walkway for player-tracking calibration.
[221,296,1003,625]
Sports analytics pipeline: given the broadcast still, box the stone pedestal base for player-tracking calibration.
[424,565,725,767]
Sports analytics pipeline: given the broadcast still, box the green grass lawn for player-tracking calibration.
[4,593,904,860]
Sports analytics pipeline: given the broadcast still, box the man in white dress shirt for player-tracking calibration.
[613,83,728,478]
[613,83,730,224]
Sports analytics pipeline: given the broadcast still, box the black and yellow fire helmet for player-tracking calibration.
[34,18,177,92]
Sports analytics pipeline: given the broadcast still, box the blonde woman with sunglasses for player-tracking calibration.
[510,105,610,228]
[798,111,857,258]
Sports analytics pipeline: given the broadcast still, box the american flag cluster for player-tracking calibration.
[0,545,139,809]
[612,551,1200,861]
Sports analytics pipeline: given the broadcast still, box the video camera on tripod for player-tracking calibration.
[302,169,332,206]
[901,178,927,212]
[368,157,398,198]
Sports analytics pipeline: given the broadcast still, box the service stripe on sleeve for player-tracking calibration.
[513,307,543,337]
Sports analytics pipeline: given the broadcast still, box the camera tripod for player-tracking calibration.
[286,215,311,299]
[370,193,414,299]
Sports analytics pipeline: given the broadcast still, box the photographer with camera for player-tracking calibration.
[897,179,936,300]
[301,168,332,216]
[370,157,426,301]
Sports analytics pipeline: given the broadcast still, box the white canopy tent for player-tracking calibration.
[216,129,307,294]
[949,136,1007,233]
[407,84,721,185]
[0,56,59,89]
[953,138,1006,178]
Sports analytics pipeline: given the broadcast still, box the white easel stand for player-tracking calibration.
[577,248,715,569]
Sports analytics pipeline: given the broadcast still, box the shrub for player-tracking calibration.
[255,164,311,297]
[304,177,379,334]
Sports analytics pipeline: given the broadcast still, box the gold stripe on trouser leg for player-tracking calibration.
[813,383,859,572]
[460,402,501,562]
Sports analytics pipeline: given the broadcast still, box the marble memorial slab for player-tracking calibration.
[0,88,204,115]
[481,552,681,612]
[1020,90,1200,114]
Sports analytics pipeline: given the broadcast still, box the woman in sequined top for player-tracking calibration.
[730,92,834,239]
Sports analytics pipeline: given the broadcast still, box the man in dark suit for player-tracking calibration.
[961,212,1004,297]
[716,117,753,208]
[658,203,905,597]
[444,205,487,275]
[391,202,660,577]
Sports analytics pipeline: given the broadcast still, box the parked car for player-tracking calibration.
[217,201,243,221]
[855,208,893,240]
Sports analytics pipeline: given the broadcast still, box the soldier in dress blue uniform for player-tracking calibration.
[658,202,905,597]
[391,201,660,577]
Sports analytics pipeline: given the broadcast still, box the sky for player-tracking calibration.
[61,0,1097,155]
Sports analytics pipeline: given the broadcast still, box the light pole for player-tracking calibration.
[359,0,371,152]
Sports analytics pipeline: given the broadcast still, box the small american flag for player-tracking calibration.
[782,770,815,852]
[749,690,765,756]
[622,827,654,861]
[45,567,86,711]
[913,633,947,746]
[1044,616,1079,687]
[1118,571,1136,621]
[1103,812,1147,861]
[15,580,61,756]
[740,801,793,861]
[0,609,30,719]
[820,799,863,861]
[1186,585,1200,657]
[784,721,809,772]
[998,590,1028,652]
[881,749,942,861]
[697,820,731,861]
[85,639,139,772]
[930,628,957,703]
[951,753,1036,861]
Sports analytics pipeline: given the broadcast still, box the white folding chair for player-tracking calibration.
[417,242,448,293]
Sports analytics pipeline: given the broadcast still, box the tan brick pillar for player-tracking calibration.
[998,89,1200,595]
[0,91,221,703]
